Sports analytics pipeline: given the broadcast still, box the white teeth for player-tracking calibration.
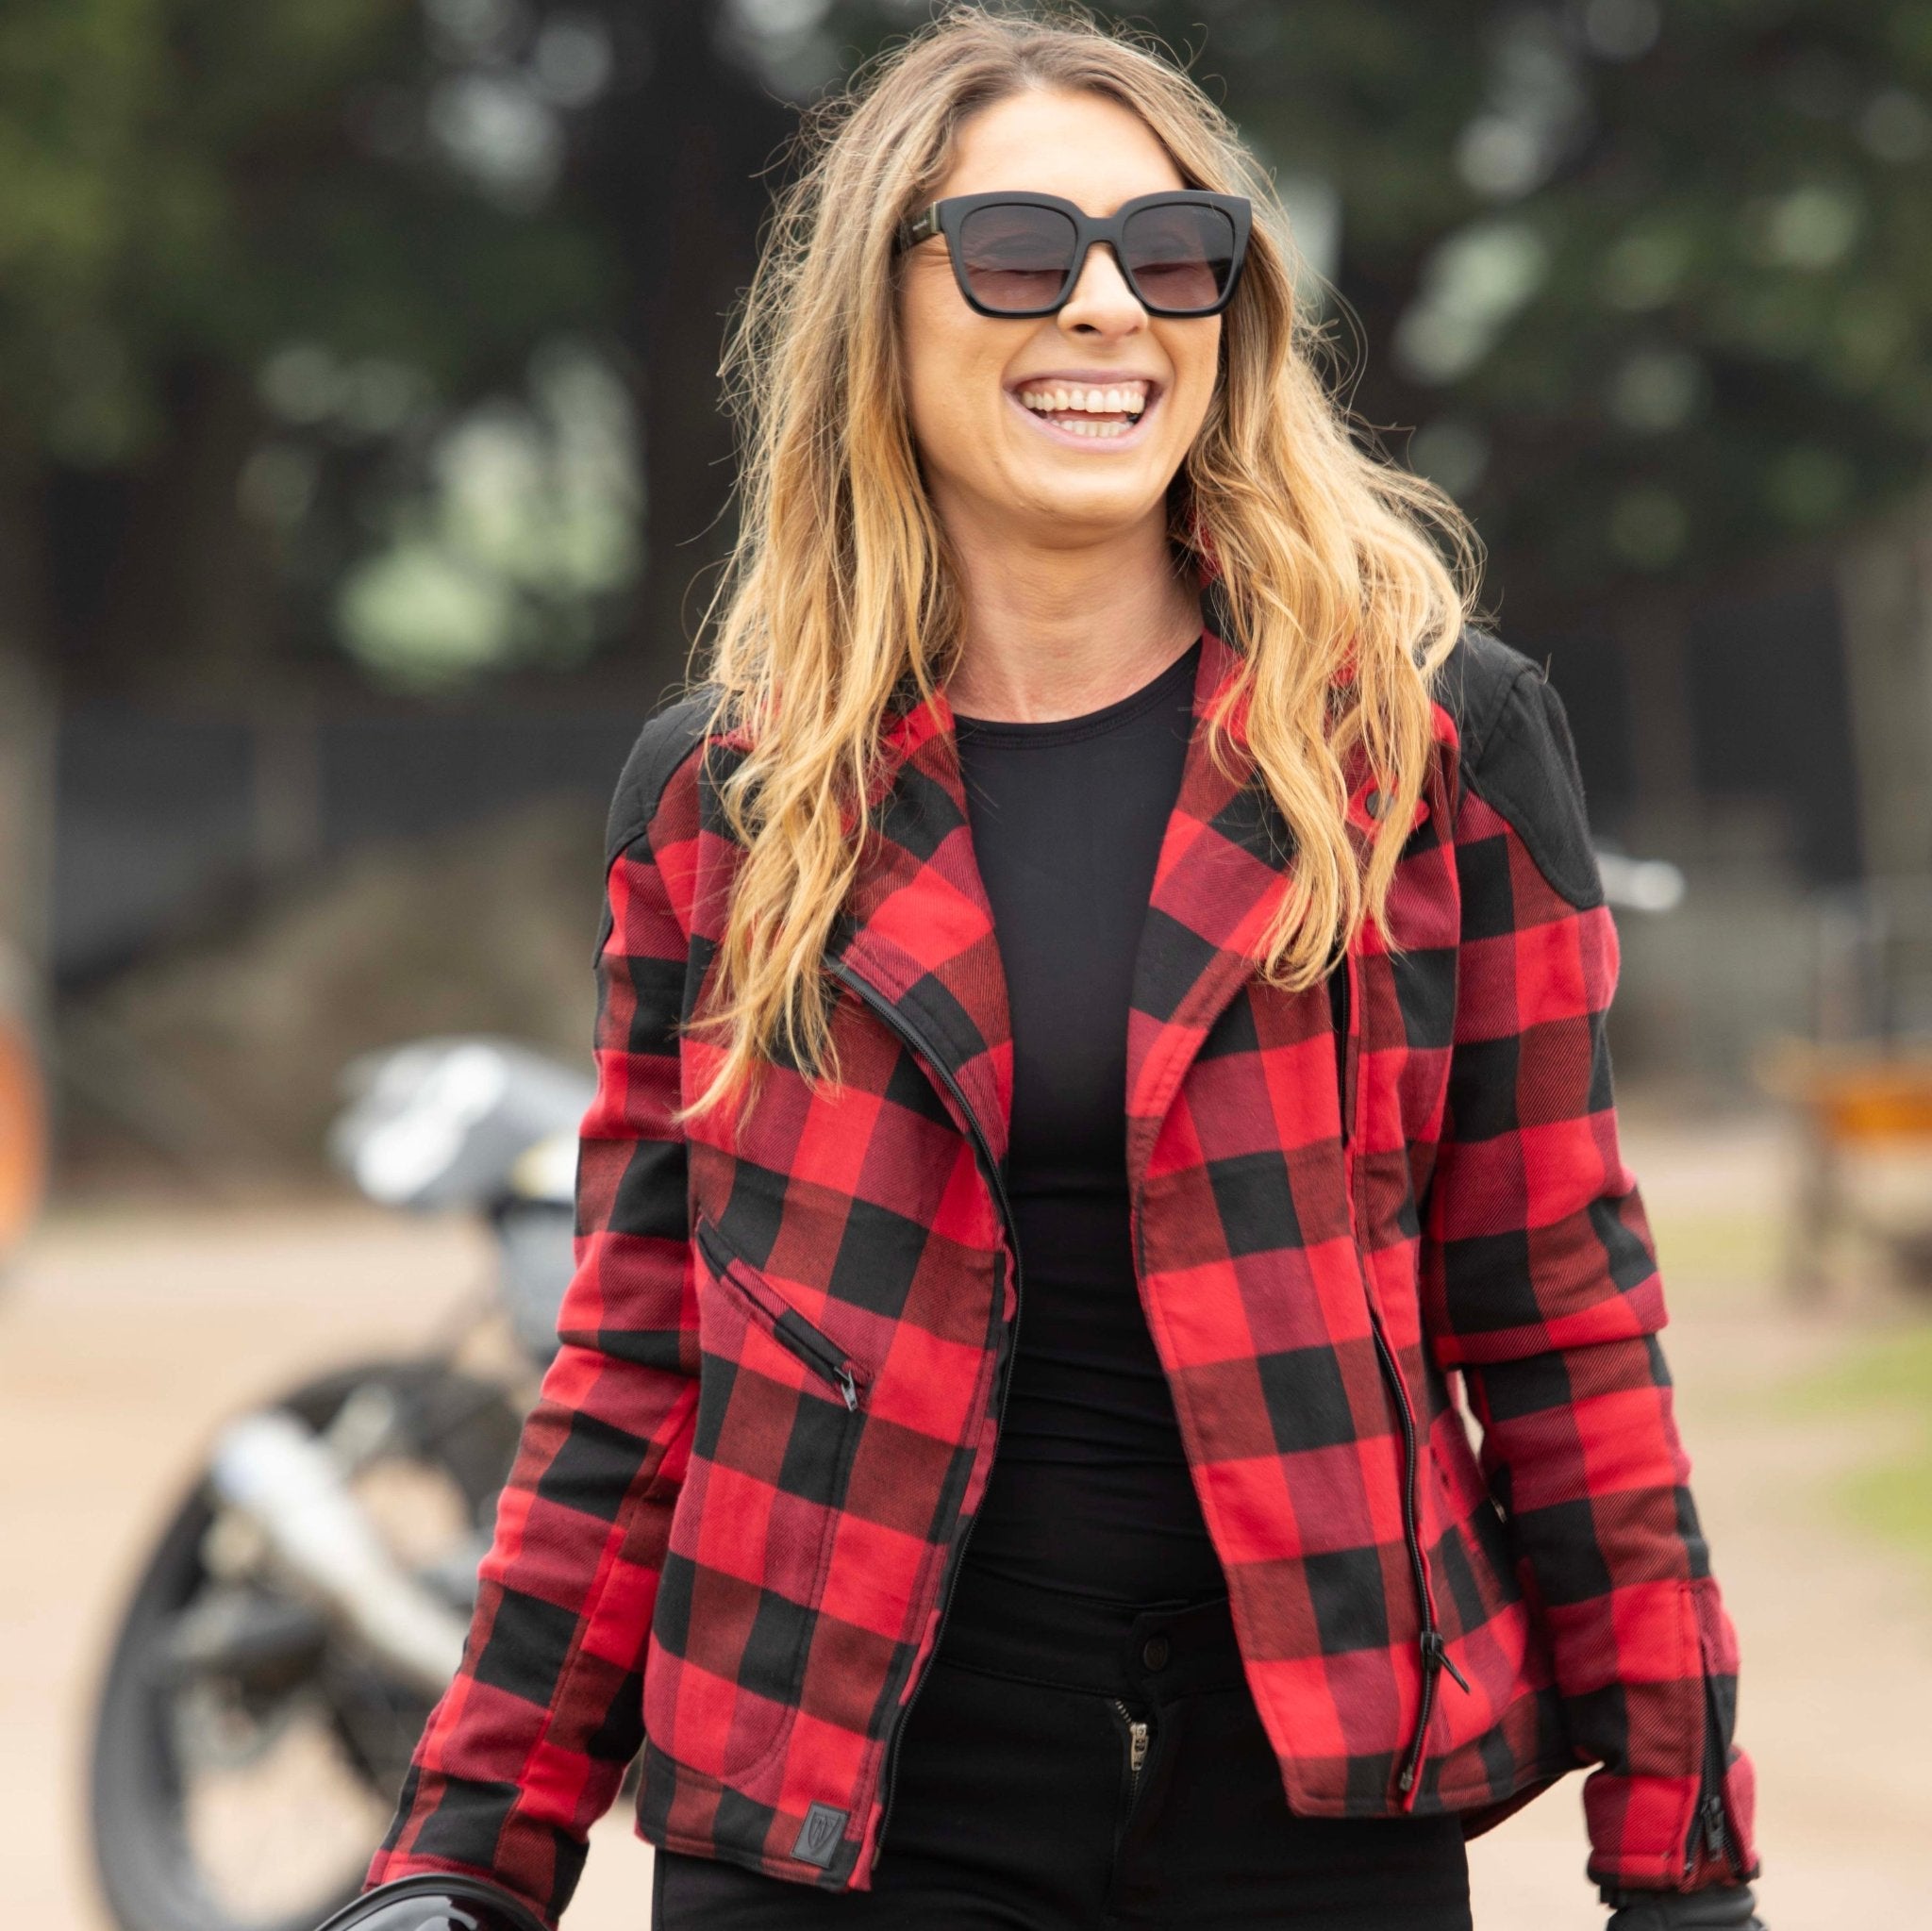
[1015,381,1150,416]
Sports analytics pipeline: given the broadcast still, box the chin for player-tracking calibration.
[1014,486,1156,534]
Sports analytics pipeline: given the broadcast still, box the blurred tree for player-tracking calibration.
[1182,0,1932,856]
[808,0,1932,851]
[541,0,795,688]
[0,0,612,692]
[8,0,1932,990]
[825,0,1932,624]
[1328,5,1932,615]
[0,0,610,972]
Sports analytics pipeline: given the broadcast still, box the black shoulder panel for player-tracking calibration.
[1437,627,1604,912]
[602,683,722,863]
[1434,626,1541,772]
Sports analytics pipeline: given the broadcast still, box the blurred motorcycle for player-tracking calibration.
[87,1037,591,1931]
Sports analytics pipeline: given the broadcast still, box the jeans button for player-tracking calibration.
[1141,1634,1170,1672]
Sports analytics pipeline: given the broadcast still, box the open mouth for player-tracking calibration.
[1007,377,1160,443]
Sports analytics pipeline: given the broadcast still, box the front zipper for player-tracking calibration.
[1340,950,1467,1801]
[827,959,1023,1874]
[1328,960,1350,1146]
[695,1217,865,1411]
[1372,1313,1470,1796]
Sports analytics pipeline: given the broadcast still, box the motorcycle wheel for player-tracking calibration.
[88,1359,524,1931]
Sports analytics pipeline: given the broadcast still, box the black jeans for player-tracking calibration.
[651,1563,1473,1929]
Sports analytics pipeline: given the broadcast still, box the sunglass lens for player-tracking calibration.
[958,204,1078,313]
[1122,205,1236,312]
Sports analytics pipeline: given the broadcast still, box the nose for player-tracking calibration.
[1057,241,1147,341]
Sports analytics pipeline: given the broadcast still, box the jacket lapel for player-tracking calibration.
[826,584,1296,1187]
[1123,626,1296,1200]
[824,688,1014,1169]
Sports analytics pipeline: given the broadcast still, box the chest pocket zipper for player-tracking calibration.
[695,1218,868,1411]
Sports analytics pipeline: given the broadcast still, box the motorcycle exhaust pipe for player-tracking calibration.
[207,1409,470,1699]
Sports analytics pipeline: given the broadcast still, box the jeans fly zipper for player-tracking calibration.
[1111,1697,1150,1798]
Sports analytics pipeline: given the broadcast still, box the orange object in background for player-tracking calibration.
[1758,879,1932,1295]
[1764,1043,1932,1142]
[0,1007,46,1264]
[1758,1038,1932,1296]
[1817,1065,1932,1141]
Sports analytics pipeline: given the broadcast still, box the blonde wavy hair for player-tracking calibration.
[677,2,1482,1126]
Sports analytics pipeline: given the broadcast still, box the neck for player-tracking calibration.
[938,505,1203,724]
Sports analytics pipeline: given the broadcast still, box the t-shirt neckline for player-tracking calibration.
[951,634,1202,749]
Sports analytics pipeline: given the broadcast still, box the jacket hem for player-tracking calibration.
[635,1812,852,1891]
[630,1742,1591,1894]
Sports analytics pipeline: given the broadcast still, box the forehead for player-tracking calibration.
[938,88,1187,214]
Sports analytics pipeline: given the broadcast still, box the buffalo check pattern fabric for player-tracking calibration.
[367,617,1757,1923]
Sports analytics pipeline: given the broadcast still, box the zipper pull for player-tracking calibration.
[837,1365,858,1411]
[1420,1628,1471,1694]
[1111,1700,1151,1790]
[1701,1792,1729,1868]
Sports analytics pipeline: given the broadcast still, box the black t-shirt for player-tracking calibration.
[944,634,1225,1607]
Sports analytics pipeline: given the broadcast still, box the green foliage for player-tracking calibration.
[1347,4,1924,595]
[9,0,1932,677]
[0,0,606,470]
[828,0,1932,607]
[334,341,640,689]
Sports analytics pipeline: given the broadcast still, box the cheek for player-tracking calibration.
[905,374,982,479]
[1166,327,1223,439]
[901,293,958,433]
[903,328,1009,474]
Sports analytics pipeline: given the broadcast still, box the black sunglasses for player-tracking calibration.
[896,190,1252,319]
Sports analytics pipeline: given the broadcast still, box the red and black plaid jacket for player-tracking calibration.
[367,606,1758,1922]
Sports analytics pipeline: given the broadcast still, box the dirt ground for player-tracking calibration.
[4,1110,1928,1928]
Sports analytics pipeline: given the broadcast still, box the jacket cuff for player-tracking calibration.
[1582,1750,1759,1893]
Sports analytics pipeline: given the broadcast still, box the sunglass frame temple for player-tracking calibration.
[899,206,941,251]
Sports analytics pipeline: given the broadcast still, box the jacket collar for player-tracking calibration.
[824,577,1296,1193]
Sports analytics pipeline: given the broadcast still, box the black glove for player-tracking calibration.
[316,1873,551,1931]
[1603,1883,1765,1930]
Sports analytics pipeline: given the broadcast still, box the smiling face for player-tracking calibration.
[896,88,1223,549]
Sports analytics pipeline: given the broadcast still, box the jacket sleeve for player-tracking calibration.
[1421,658,1760,1896]
[364,724,705,1926]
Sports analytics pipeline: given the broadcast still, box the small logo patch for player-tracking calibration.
[791,1801,847,1868]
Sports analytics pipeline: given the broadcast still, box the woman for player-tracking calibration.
[353,8,1764,1928]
